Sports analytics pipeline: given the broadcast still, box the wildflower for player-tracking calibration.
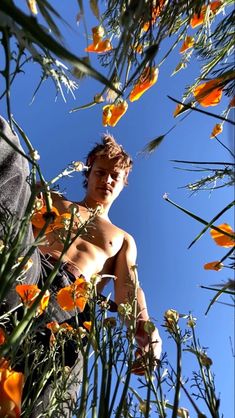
[57,276,89,311]
[199,352,213,367]
[31,205,60,230]
[0,359,24,418]
[187,318,196,328]
[27,0,38,15]
[190,1,222,28]
[180,36,194,53]
[85,26,112,53]
[83,321,92,331]
[16,284,50,315]
[103,317,117,328]
[204,261,223,271]
[143,320,156,335]
[102,100,128,127]
[164,309,179,332]
[72,161,86,172]
[90,274,102,286]
[210,123,223,138]
[0,328,6,345]
[210,223,235,247]
[118,303,132,318]
[193,79,223,107]
[129,67,159,102]
[29,149,40,160]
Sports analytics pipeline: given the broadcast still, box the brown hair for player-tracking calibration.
[83,133,133,188]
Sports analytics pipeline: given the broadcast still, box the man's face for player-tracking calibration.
[86,157,127,205]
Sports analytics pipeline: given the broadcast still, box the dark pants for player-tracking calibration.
[0,116,85,417]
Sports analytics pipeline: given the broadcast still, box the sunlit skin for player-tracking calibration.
[34,157,162,373]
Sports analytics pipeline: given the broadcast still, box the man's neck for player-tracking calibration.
[80,198,110,221]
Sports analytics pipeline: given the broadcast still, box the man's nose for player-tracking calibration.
[103,173,113,183]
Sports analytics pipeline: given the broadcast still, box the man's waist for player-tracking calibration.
[44,253,84,279]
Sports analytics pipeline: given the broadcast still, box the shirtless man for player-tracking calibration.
[36,133,162,364]
[0,116,162,415]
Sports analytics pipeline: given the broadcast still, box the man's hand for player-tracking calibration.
[131,320,162,376]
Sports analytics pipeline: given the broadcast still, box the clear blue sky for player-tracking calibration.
[3,1,234,416]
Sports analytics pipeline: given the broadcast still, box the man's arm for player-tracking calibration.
[114,233,162,372]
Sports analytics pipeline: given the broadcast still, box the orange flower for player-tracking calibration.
[83,321,92,331]
[57,276,89,311]
[85,26,112,53]
[85,39,112,53]
[0,360,24,418]
[16,284,50,315]
[0,328,6,345]
[102,101,128,127]
[204,261,223,271]
[193,79,223,107]
[190,1,222,28]
[210,223,235,247]
[210,123,223,138]
[130,67,159,102]
[31,205,60,229]
[180,36,194,53]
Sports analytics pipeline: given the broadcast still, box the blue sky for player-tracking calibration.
[3,1,234,416]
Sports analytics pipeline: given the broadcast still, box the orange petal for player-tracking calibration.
[15,284,39,305]
[75,296,87,312]
[102,105,112,126]
[193,79,223,107]
[108,101,128,127]
[180,36,194,53]
[31,206,60,229]
[57,286,75,311]
[85,39,112,53]
[83,321,92,331]
[92,25,105,46]
[210,223,235,247]
[190,2,222,28]
[204,261,223,271]
[129,67,159,102]
[210,123,223,138]
[4,370,24,417]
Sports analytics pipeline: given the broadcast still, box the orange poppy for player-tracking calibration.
[210,123,223,138]
[0,328,6,345]
[85,39,112,53]
[57,276,89,312]
[31,205,60,229]
[129,67,159,102]
[193,79,223,107]
[102,101,128,127]
[0,361,24,418]
[204,261,223,271]
[180,36,194,53]
[16,284,50,315]
[190,1,222,28]
[210,223,235,247]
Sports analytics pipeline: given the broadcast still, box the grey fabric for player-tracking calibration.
[0,116,83,417]
[0,115,41,308]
